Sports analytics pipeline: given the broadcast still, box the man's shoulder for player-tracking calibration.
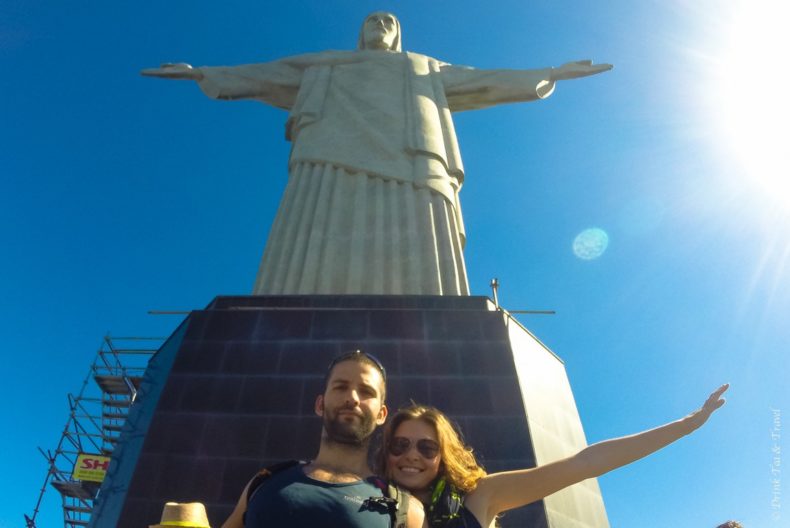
[247,460,306,501]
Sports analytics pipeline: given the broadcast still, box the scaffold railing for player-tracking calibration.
[25,335,162,528]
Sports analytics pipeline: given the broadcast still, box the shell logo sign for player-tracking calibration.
[72,454,111,482]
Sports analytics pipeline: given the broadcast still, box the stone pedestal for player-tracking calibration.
[90,295,608,527]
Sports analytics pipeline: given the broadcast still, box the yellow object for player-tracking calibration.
[150,502,211,528]
[72,454,111,483]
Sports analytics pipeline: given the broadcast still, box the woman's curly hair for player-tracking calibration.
[376,403,487,493]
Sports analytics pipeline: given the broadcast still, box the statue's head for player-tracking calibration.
[358,12,401,52]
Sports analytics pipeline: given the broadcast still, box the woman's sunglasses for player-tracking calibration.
[388,437,440,459]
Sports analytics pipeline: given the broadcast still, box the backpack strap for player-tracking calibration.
[367,477,411,528]
[388,482,411,528]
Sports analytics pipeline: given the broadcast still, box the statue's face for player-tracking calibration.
[362,12,398,50]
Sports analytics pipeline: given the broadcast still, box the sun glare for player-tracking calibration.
[685,0,790,306]
[670,1,790,305]
[708,0,790,205]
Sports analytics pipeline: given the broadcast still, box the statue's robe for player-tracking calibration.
[197,50,555,295]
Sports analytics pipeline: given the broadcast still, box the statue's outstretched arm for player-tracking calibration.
[551,60,612,81]
[141,63,204,80]
[141,59,305,110]
[441,60,612,112]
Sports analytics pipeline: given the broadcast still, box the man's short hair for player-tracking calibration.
[324,350,387,402]
[716,522,743,528]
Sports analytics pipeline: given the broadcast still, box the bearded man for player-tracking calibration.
[143,12,611,295]
[221,350,423,528]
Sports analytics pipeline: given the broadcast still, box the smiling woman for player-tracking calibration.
[379,387,728,528]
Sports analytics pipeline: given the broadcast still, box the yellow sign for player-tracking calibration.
[73,454,111,482]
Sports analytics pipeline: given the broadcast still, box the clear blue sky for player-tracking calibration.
[3,1,788,527]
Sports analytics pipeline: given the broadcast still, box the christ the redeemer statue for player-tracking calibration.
[143,12,611,296]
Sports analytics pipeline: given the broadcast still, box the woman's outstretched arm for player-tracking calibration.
[466,384,729,525]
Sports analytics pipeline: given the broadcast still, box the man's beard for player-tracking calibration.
[323,405,376,447]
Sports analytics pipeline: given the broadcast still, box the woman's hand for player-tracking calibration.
[685,383,729,432]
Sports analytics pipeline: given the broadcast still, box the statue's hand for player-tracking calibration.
[141,63,203,81]
[551,60,613,81]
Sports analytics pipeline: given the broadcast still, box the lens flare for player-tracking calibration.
[573,228,609,260]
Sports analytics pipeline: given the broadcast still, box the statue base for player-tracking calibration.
[90,295,608,527]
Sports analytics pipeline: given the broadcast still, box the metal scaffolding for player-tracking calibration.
[26,335,162,528]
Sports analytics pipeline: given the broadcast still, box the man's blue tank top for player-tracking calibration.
[245,464,392,527]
